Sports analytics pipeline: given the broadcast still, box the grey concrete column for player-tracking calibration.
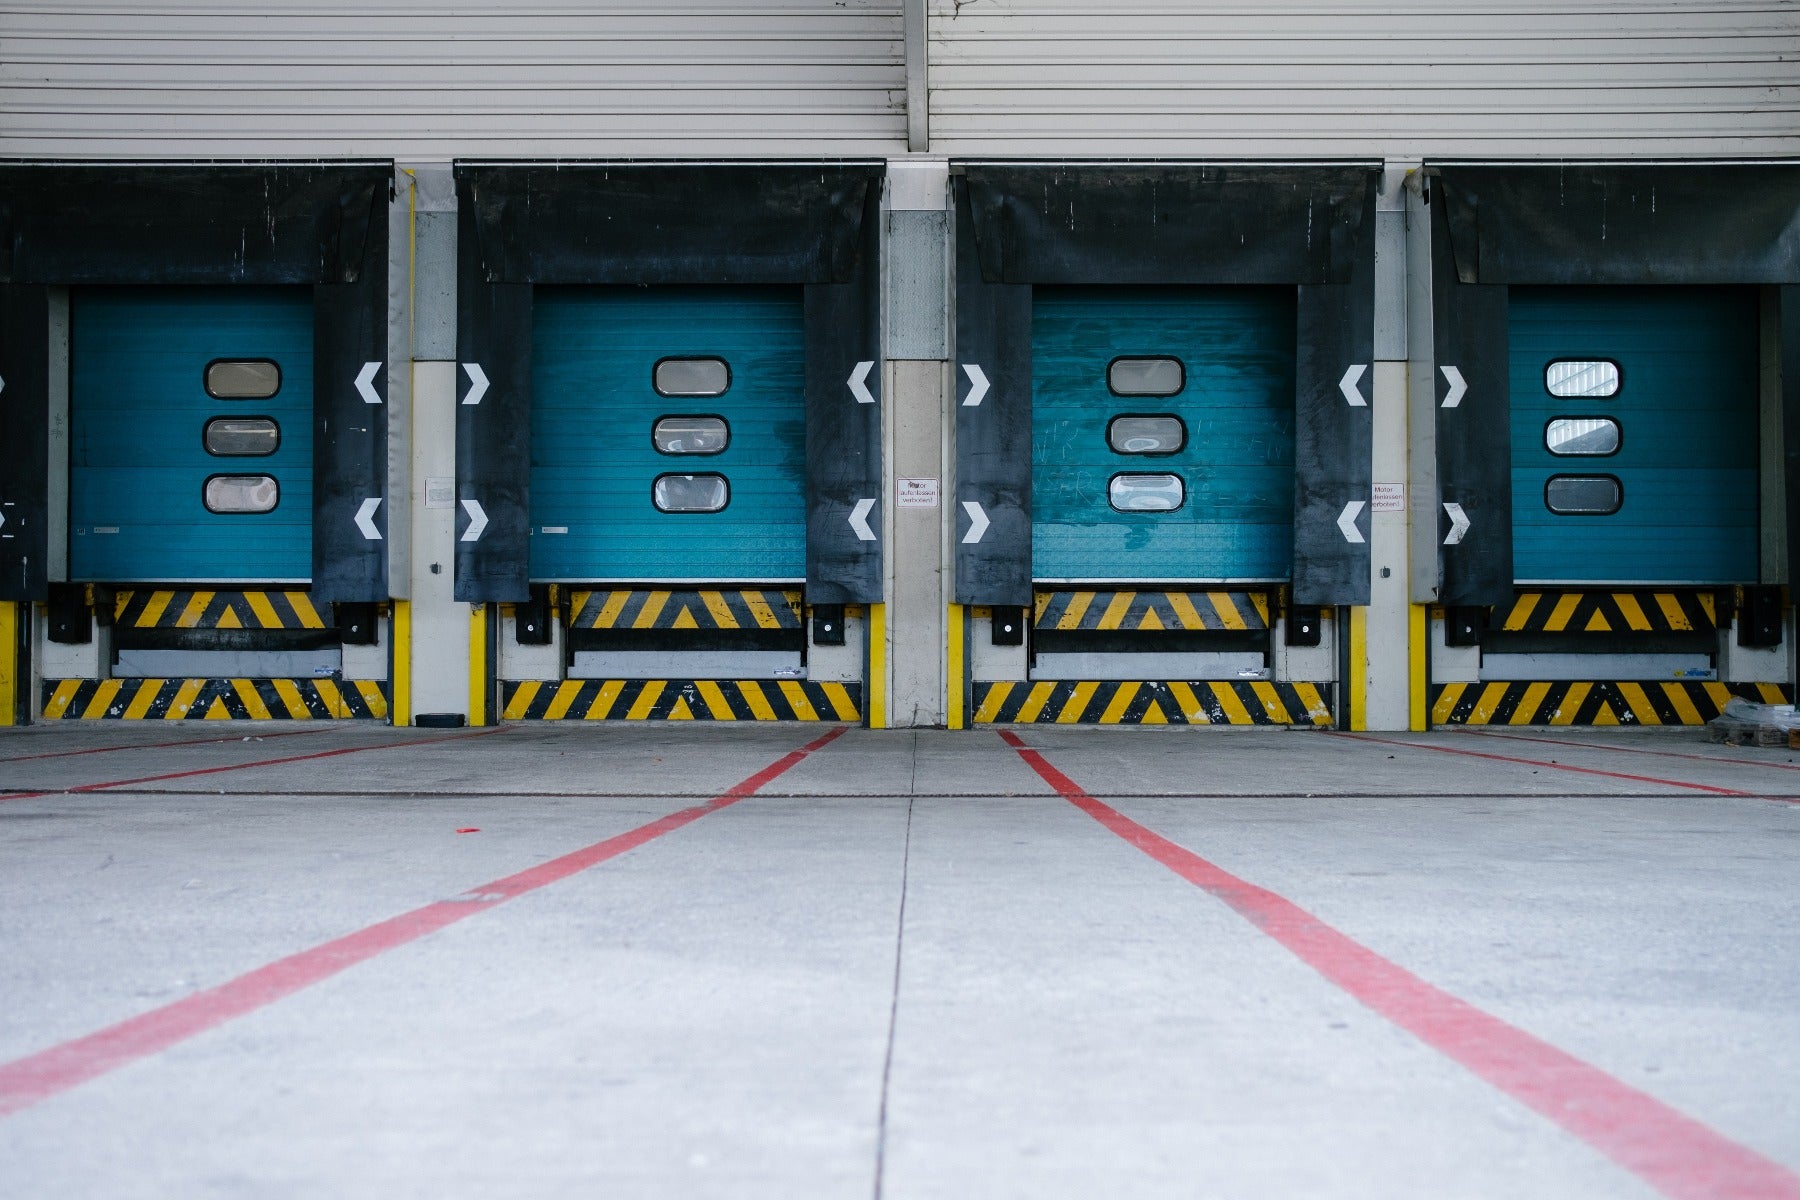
[881,160,952,727]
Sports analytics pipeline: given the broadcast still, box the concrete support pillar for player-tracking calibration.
[1359,163,1424,731]
[393,165,473,725]
[881,159,952,727]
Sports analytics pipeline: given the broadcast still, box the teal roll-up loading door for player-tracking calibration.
[70,287,315,582]
[530,286,807,582]
[1509,287,1759,584]
[1031,287,1297,582]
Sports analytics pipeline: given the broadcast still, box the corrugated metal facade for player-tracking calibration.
[0,1,906,159]
[927,1,1800,157]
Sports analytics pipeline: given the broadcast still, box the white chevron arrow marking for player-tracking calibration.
[461,362,489,406]
[354,497,383,541]
[848,360,875,405]
[460,498,489,543]
[961,364,989,408]
[0,372,7,397]
[1440,365,1467,409]
[1337,500,1367,544]
[848,497,877,541]
[0,508,7,532]
[355,361,382,405]
[1443,501,1471,545]
[1339,363,1368,407]
[961,500,990,544]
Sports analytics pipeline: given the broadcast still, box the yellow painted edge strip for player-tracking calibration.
[80,679,120,719]
[866,603,887,729]
[1757,682,1788,704]
[594,591,631,629]
[0,602,15,725]
[545,680,587,721]
[1551,682,1591,726]
[1166,592,1205,631]
[119,679,160,720]
[234,679,274,720]
[1057,680,1100,724]
[138,591,174,628]
[632,592,670,630]
[1467,682,1509,726]
[1056,591,1094,631]
[1409,605,1428,731]
[1348,606,1367,731]
[739,680,778,722]
[390,600,412,727]
[1613,592,1652,632]
[272,678,310,718]
[973,681,1011,724]
[626,681,666,720]
[1212,592,1247,631]
[43,680,80,720]
[468,604,488,726]
[1098,591,1135,631]
[1655,592,1692,631]
[1250,680,1290,724]
[1616,682,1657,726]
[314,678,347,720]
[245,591,283,630]
[947,603,966,730]
[166,678,205,720]
[1294,682,1333,725]
[289,591,326,630]
[1512,681,1554,726]
[503,680,540,721]
[1168,681,1207,723]
[1697,592,1717,626]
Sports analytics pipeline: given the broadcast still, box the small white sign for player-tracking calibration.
[1372,482,1407,513]
[897,477,940,509]
[424,477,455,510]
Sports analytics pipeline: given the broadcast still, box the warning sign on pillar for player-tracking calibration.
[897,478,940,509]
[1372,483,1407,513]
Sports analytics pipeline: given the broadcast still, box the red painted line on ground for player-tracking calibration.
[0,723,848,1119]
[998,730,1800,1200]
[1337,731,1758,797]
[0,727,331,765]
[0,726,509,803]
[1463,728,1800,773]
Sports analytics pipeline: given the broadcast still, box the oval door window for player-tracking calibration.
[653,415,730,455]
[1108,357,1185,397]
[203,474,280,514]
[1545,474,1622,515]
[653,473,730,513]
[653,358,730,397]
[1108,473,1185,512]
[1545,417,1620,456]
[205,359,281,399]
[204,417,280,457]
[1545,360,1621,398]
[1107,414,1186,455]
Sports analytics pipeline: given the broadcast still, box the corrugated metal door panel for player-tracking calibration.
[530,286,807,583]
[70,287,314,583]
[1509,286,1759,585]
[1032,287,1296,583]
[929,1,1800,157]
[0,1,904,158]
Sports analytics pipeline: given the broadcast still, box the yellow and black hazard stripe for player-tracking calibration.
[501,678,861,722]
[1430,681,1790,727]
[972,680,1332,726]
[41,678,388,720]
[114,590,329,631]
[1033,590,1271,633]
[568,590,803,632]
[1492,591,1717,635]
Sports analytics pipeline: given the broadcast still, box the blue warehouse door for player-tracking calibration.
[530,286,807,582]
[70,287,314,582]
[1032,287,1297,582]
[1509,287,1759,584]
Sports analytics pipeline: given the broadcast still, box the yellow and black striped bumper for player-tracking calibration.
[501,679,861,722]
[42,678,388,720]
[1034,590,1271,632]
[1430,681,1790,726]
[973,680,1332,726]
[114,589,330,631]
[568,589,803,631]
[1491,591,1717,635]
